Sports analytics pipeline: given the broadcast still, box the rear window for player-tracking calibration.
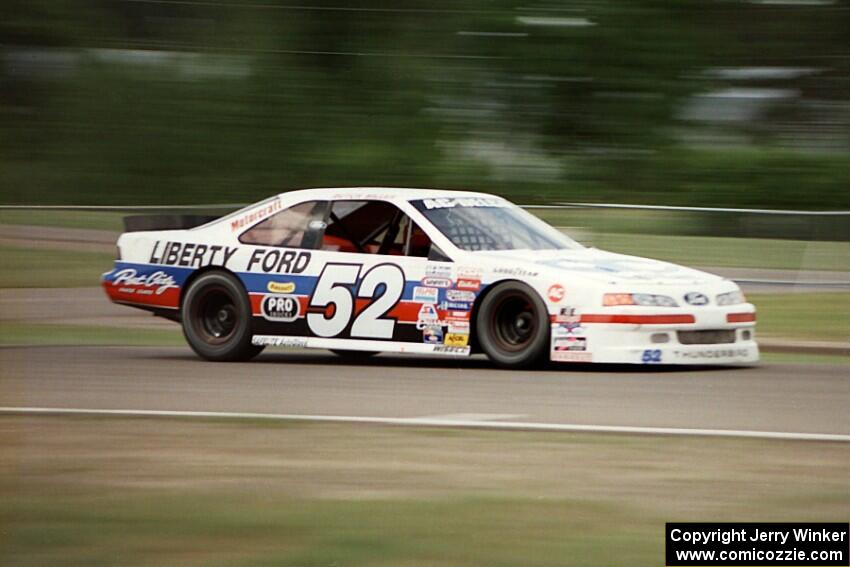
[239,201,326,248]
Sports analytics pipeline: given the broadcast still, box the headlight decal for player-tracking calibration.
[716,290,746,306]
[603,293,679,307]
[727,312,756,323]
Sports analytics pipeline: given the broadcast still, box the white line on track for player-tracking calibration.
[2,407,849,442]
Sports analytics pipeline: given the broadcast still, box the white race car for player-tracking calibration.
[102,187,758,367]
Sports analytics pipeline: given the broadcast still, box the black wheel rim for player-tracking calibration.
[191,285,239,345]
[490,292,538,353]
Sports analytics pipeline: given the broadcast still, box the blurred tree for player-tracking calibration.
[1,0,848,208]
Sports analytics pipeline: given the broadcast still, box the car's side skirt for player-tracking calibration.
[251,335,471,356]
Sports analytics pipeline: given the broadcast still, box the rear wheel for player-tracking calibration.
[476,282,549,368]
[182,271,264,362]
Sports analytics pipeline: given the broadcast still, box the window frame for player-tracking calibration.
[319,199,440,259]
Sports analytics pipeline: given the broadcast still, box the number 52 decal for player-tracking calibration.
[307,263,405,339]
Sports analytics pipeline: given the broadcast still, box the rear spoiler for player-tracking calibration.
[123,214,220,233]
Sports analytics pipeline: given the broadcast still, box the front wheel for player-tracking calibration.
[476,282,549,369]
[181,271,264,362]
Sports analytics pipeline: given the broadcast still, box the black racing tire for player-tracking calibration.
[330,349,378,360]
[475,281,549,369]
[181,271,264,362]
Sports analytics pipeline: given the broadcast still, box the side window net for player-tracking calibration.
[320,200,435,257]
[440,210,505,251]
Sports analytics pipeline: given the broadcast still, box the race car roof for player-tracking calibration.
[274,187,500,203]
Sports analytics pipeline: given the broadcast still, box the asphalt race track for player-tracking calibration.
[1,346,848,439]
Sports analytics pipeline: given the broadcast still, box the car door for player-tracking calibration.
[305,199,454,345]
[238,197,471,351]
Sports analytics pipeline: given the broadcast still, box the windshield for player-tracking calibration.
[411,197,583,252]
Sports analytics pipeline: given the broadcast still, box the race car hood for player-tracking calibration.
[477,247,724,286]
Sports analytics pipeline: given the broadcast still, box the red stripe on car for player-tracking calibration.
[578,314,696,325]
[727,312,756,323]
[102,281,181,309]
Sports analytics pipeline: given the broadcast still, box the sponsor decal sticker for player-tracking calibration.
[267,281,296,293]
[261,295,301,322]
[553,336,587,352]
[448,321,470,334]
[420,277,452,288]
[455,278,481,291]
[261,294,301,322]
[553,307,583,336]
[251,335,308,347]
[230,198,282,231]
[149,241,238,269]
[447,310,471,321]
[246,249,311,274]
[457,267,482,279]
[684,292,709,306]
[423,325,444,344]
[425,264,452,278]
[432,345,470,355]
[446,289,476,302]
[416,304,440,330]
[493,267,538,277]
[555,306,580,324]
[552,324,582,336]
[547,284,566,303]
[641,349,662,364]
[444,333,469,347]
[413,286,439,304]
[551,351,592,363]
[439,301,472,311]
[112,269,179,295]
[421,197,507,210]
[673,348,750,360]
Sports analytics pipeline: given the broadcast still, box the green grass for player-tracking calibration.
[750,292,850,342]
[0,245,114,288]
[535,208,850,271]
[0,322,182,347]
[0,210,125,231]
[1,417,848,567]
[0,494,652,567]
[761,352,850,365]
[587,233,850,271]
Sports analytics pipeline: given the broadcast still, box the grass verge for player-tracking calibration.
[760,352,850,365]
[1,416,848,566]
[0,322,183,347]
[0,245,113,288]
[749,292,850,342]
[588,233,850,272]
[0,210,126,232]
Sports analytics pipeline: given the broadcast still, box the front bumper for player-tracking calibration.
[549,305,759,365]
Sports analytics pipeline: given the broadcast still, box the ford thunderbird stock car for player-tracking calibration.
[102,188,758,368]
